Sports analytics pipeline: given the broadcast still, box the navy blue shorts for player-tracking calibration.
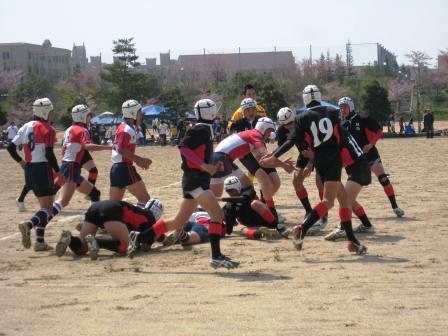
[25,162,55,197]
[61,161,84,186]
[110,163,142,188]
[184,221,209,242]
[212,152,236,179]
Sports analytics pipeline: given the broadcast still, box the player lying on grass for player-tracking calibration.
[55,199,164,260]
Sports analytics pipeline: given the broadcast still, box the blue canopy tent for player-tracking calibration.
[296,100,339,114]
[91,116,123,125]
[142,104,166,119]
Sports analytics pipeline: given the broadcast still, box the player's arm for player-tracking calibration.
[116,132,151,169]
[84,143,112,151]
[363,117,383,147]
[179,128,218,175]
[6,142,25,168]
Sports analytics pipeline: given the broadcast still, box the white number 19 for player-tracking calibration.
[310,118,333,147]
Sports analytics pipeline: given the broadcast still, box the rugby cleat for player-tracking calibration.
[56,230,72,257]
[276,224,290,238]
[162,229,181,247]
[16,199,26,212]
[292,224,305,251]
[18,221,32,249]
[354,224,375,233]
[86,234,100,260]
[347,241,368,255]
[324,227,346,241]
[127,231,140,259]
[393,207,405,218]
[210,255,240,269]
[34,241,53,252]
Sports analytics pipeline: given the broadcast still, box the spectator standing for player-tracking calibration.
[6,121,18,144]
[423,110,434,139]
[399,115,405,134]
[152,118,159,134]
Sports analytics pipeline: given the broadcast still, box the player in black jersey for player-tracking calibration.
[55,199,164,260]
[261,85,367,254]
[338,97,404,218]
[127,99,239,269]
[221,176,288,239]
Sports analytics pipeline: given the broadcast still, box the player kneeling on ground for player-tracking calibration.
[55,199,164,260]
[221,176,288,239]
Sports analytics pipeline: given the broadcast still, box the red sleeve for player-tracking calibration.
[179,146,205,169]
[363,118,382,145]
[81,129,91,145]
[115,131,131,150]
[45,128,56,148]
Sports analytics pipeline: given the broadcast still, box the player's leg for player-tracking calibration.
[16,183,32,211]
[371,161,404,217]
[77,179,101,202]
[127,180,150,206]
[293,169,312,216]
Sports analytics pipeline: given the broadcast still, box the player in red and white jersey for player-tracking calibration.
[7,98,61,251]
[109,100,152,207]
[211,118,292,223]
[50,105,111,221]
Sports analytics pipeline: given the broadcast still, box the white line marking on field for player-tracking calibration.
[0,181,182,242]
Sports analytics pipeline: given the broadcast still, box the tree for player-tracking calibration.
[361,79,391,123]
[159,85,189,115]
[100,38,159,110]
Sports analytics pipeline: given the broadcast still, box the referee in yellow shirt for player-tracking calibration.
[227,84,267,130]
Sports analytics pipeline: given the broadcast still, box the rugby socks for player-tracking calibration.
[17,184,32,203]
[208,221,223,259]
[179,230,189,244]
[296,188,312,213]
[353,206,372,227]
[52,201,64,217]
[301,202,328,235]
[88,187,101,202]
[242,227,263,240]
[30,208,50,243]
[383,184,399,209]
[260,207,277,229]
[339,208,359,244]
[87,167,98,185]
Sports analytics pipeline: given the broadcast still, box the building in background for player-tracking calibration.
[438,52,448,73]
[72,43,88,71]
[177,51,295,74]
[0,39,71,80]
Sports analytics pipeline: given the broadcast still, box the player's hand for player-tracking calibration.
[201,163,218,176]
[259,153,275,167]
[363,144,373,154]
[215,161,224,172]
[19,160,26,169]
[136,157,152,170]
[54,173,64,187]
[281,157,296,174]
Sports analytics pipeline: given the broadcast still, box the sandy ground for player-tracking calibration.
[0,137,448,336]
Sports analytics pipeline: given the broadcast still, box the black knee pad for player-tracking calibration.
[378,174,390,187]
[89,188,101,202]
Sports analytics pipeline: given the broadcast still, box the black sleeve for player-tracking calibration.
[273,140,295,158]
[6,143,23,163]
[45,148,60,172]
[364,116,381,132]
[179,126,203,149]
[276,126,288,146]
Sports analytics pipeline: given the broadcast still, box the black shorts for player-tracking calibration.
[314,151,342,183]
[80,151,93,166]
[182,170,210,199]
[365,147,382,166]
[239,154,261,176]
[345,159,372,186]
[296,154,310,169]
[25,162,55,197]
[110,163,142,188]
[84,200,123,228]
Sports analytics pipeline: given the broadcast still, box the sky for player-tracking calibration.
[1,0,447,66]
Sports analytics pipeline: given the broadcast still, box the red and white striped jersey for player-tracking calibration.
[112,122,137,164]
[62,124,91,163]
[214,128,265,160]
[189,211,211,230]
[12,120,56,163]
